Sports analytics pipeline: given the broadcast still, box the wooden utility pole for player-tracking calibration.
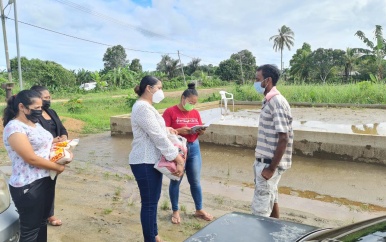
[177,50,186,86]
[0,0,13,83]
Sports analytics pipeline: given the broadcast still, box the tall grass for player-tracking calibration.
[51,89,219,133]
[231,82,386,104]
[52,97,131,133]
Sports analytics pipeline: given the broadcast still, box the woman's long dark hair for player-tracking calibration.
[30,85,48,96]
[134,76,160,96]
[3,90,41,127]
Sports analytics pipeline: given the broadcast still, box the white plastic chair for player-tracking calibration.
[219,91,234,115]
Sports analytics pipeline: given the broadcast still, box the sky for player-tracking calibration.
[0,0,386,72]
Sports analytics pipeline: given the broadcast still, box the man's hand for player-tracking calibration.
[261,166,275,180]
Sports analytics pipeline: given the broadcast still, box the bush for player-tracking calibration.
[63,97,86,113]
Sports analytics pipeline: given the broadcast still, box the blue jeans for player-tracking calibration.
[169,139,203,211]
[130,164,162,242]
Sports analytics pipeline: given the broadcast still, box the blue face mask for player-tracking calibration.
[254,82,265,94]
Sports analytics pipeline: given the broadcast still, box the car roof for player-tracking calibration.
[184,212,320,242]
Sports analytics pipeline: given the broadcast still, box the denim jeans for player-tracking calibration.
[9,176,53,242]
[169,139,203,211]
[130,164,162,242]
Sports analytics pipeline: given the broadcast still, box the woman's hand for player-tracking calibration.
[52,136,61,143]
[56,164,65,174]
[173,163,185,177]
[197,128,206,135]
[166,127,178,135]
[177,127,192,135]
[53,136,68,143]
[59,136,67,142]
[173,155,185,177]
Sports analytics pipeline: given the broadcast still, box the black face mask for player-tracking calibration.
[25,109,43,123]
[42,100,51,109]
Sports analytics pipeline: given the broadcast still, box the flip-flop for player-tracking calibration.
[194,212,213,221]
[171,215,181,224]
[48,218,62,226]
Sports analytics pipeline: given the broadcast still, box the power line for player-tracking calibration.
[51,0,172,41]
[50,0,228,59]
[179,52,219,66]
[5,16,177,55]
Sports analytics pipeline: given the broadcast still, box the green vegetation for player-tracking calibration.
[160,200,170,211]
[51,95,131,133]
[45,81,386,136]
[103,208,113,215]
[232,82,386,104]
[338,221,386,242]
[49,88,224,134]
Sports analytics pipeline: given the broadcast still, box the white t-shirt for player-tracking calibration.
[3,119,53,187]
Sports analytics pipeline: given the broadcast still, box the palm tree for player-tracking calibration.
[165,59,180,79]
[354,25,386,80]
[343,48,360,82]
[290,50,311,83]
[269,25,295,71]
[187,58,201,75]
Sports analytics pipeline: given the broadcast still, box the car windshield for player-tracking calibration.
[322,221,386,242]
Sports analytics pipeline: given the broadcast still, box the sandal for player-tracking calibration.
[194,211,213,221]
[171,215,181,224]
[48,217,62,226]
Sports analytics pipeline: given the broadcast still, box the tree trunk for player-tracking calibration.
[280,49,283,71]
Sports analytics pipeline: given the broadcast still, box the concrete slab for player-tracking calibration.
[110,105,386,165]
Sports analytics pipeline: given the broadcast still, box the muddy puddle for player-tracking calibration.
[75,132,386,212]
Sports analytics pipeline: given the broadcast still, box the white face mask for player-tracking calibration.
[152,89,165,103]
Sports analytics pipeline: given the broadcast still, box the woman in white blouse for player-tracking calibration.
[129,76,185,242]
[3,90,68,241]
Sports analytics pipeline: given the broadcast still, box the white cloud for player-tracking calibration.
[0,0,385,72]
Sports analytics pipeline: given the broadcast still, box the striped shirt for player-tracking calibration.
[255,94,293,170]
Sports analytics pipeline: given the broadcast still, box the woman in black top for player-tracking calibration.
[30,85,68,226]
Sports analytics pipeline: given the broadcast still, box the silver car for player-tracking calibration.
[185,212,386,242]
[0,170,20,242]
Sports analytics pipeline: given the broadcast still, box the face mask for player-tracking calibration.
[152,89,165,103]
[25,109,42,123]
[183,100,195,111]
[254,82,265,94]
[42,100,51,109]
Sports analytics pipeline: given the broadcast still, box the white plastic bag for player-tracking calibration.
[49,139,79,179]
[154,134,187,180]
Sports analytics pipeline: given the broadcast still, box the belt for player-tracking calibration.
[256,158,272,164]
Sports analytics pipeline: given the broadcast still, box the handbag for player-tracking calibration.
[154,134,187,180]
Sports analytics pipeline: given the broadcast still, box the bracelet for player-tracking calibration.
[176,162,184,166]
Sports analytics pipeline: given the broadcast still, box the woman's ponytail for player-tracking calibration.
[3,95,18,127]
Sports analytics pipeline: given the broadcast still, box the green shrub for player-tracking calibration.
[63,97,86,113]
